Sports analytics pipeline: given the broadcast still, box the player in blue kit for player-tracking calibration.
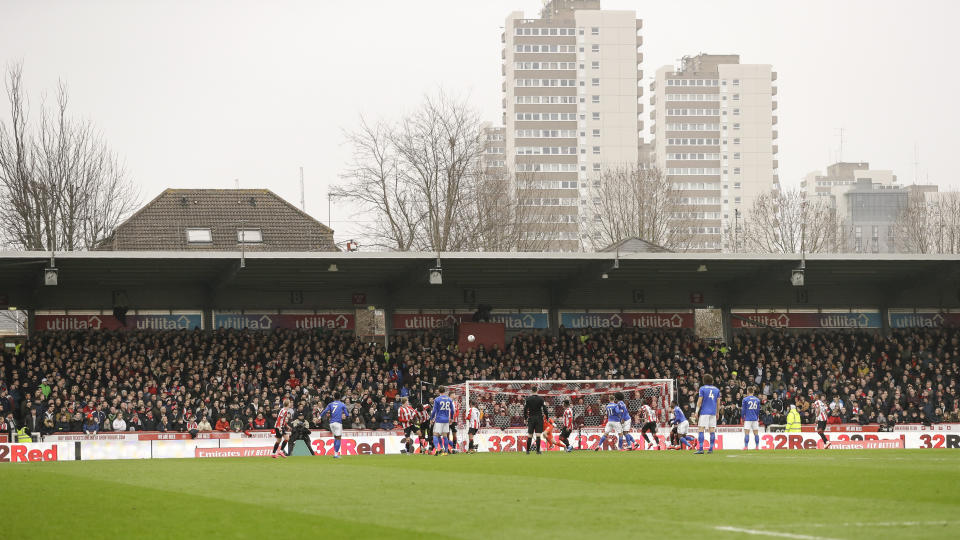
[741,387,762,450]
[430,387,455,455]
[669,401,696,449]
[615,393,636,450]
[318,393,349,459]
[694,374,720,454]
[594,395,626,451]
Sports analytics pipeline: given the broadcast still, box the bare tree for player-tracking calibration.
[893,189,960,254]
[0,62,138,251]
[740,189,835,253]
[331,118,419,251]
[586,164,689,251]
[333,92,485,252]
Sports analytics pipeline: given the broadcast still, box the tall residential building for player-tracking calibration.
[503,0,644,251]
[650,54,777,252]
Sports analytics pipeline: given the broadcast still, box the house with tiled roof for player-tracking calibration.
[97,189,336,251]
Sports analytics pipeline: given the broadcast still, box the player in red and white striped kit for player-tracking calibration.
[813,393,831,448]
[559,399,574,452]
[639,402,659,450]
[449,400,461,453]
[417,404,432,454]
[397,397,420,454]
[272,398,293,458]
[466,404,482,453]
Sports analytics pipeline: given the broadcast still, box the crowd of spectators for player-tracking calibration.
[1,326,958,436]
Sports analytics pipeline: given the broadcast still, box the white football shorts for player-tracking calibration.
[330,422,343,437]
[433,422,450,435]
[604,421,623,434]
[697,414,717,429]
[622,419,632,431]
[743,420,759,431]
[676,420,689,435]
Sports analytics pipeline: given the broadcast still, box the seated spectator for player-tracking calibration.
[230,416,243,432]
[350,408,365,429]
[112,413,126,432]
[215,417,230,431]
[83,415,99,434]
[198,416,212,431]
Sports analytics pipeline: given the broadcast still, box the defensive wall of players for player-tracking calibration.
[3,424,959,462]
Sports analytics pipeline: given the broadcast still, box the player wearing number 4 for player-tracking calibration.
[742,387,761,450]
[694,374,720,454]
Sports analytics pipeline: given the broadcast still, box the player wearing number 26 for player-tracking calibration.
[694,374,720,455]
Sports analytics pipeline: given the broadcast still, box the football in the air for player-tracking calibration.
[467,335,476,342]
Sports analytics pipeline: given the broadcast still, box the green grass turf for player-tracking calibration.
[2,450,959,539]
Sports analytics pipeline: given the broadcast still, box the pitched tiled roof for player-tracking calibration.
[600,237,672,253]
[98,189,336,251]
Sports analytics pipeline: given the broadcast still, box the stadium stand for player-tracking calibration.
[1,327,958,436]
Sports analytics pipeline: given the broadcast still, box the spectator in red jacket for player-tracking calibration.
[214,417,230,431]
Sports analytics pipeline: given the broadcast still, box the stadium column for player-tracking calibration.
[720,305,733,344]
[202,308,214,332]
[880,305,890,337]
[549,307,560,337]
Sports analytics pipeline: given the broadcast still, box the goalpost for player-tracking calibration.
[447,379,673,451]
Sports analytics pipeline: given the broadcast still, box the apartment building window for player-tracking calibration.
[592,129,600,137]
[592,146,600,154]
[591,61,599,69]
[733,138,741,144]
[591,44,600,52]
[592,95,600,103]
[733,94,740,100]
[593,180,601,188]
[887,226,896,253]
[733,152,740,159]
[591,78,600,86]
[733,79,740,86]
[593,163,601,171]
[734,182,741,189]
[734,197,741,203]
[591,27,599,35]
[733,108,740,115]
[855,226,863,253]
[733,123,741,130]
[733,168,740,175]
[592,112,600,120]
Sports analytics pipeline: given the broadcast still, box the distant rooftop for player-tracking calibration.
[98,189,336,252]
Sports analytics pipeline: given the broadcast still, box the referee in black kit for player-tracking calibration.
[524,387,549,455]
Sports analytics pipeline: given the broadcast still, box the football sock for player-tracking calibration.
[624,433,635,447]
[754,435,760,448]
[744,434,750,447]
[272,441,280,453]
[535,436,541,452]
[709,432,715,450]
[333,438,341,453]
[698,431,704,449]
[433,436,440,451]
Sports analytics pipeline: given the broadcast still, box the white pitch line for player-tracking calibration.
[800,521,957,528]
[714,526,841,540]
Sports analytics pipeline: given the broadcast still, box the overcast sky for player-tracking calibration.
[2,0,958,244]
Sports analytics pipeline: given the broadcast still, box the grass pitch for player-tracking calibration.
[2,450,958,539]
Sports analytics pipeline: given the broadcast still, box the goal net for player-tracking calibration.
[447,379,673,451]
